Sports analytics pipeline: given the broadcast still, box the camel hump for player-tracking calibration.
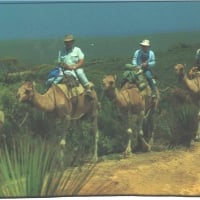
[57,83,85,99]
[122,70,147,91]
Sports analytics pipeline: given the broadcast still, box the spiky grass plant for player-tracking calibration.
[166,104,198,148]
[0,134,95,197]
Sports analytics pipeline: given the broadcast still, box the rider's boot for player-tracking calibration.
[84,84,93,98]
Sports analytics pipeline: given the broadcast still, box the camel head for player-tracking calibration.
[188,66,198,78]
[102,75,117,90]
[188,66,200,79]
[16,81,35,102]
[174,64,186,77]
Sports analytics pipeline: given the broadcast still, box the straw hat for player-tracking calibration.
[140,39,150,46]
[64,34,75,42]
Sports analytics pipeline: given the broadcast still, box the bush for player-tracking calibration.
[166,104,198,148]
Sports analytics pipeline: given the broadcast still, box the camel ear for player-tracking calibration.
[32,81,36,87]
[114,74,117,80]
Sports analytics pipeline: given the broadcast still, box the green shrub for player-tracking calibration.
[166,104,198,148]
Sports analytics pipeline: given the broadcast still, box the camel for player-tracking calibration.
[102,74,159,155]
[174,63,200,140]
[16,80,99,161]
[174,64,200,93]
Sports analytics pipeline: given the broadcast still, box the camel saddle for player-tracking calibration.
[57,83,85,99]
[122,69,147,91]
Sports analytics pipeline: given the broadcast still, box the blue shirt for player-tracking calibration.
[132,49,156,69]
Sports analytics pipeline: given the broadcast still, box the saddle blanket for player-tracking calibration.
[57,83,85,99]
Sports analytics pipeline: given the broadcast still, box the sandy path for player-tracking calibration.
[79,141,200,196]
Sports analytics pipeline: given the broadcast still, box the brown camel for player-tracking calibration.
[174,63,200,140]
[102,75,159,155]
[16,81,99,161]
[174,64,200,93]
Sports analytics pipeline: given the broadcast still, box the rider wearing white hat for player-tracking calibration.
[132,39,157,97]
[139,39,150,47]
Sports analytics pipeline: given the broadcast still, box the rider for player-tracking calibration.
[195,48,200,71]
[57,34,92,93]
[132,39,157,98]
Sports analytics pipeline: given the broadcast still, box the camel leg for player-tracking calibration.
[148,131,154,146]
[59,114,71,168]
[143,111,155,148]
[91,115,99,162]
[124,113,137,156]
[195,111,200,141]
[138,111,151,152]
[124,128,133,156]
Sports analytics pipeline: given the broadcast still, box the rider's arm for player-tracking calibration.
[74,59,84,69]
[73,47,85,69]
[132,50,139,66]
[148,51,156,68]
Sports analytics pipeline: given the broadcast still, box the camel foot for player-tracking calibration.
[145,144,151,152]
[90,155,98,163]
[142,144,151,152]
[123,151,132,158]
[194,136,200,142]
[85,152,98,162]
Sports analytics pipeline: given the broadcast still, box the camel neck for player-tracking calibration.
[182,74,200,93]
[31,87,55,112]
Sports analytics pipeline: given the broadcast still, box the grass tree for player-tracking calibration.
[0,134,95,197]
[166,104,198,148]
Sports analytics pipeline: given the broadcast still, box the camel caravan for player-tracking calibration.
[16,60,161,159]
[15,61,200,161]
[15,46,200,162]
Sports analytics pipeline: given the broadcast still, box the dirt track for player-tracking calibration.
[79,141,200,196]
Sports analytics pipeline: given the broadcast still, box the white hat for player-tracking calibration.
[140,39,150,46]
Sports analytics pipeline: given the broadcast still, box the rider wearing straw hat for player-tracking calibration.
[58,34,92,94]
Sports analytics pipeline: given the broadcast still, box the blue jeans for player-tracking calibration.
[144,69,156,92]
[46,68,89,87]
[72,68,89,87]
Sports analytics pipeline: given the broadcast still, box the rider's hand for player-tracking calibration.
[141,62,148,68]
[67,65,76,70]
[59,62,66,68]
